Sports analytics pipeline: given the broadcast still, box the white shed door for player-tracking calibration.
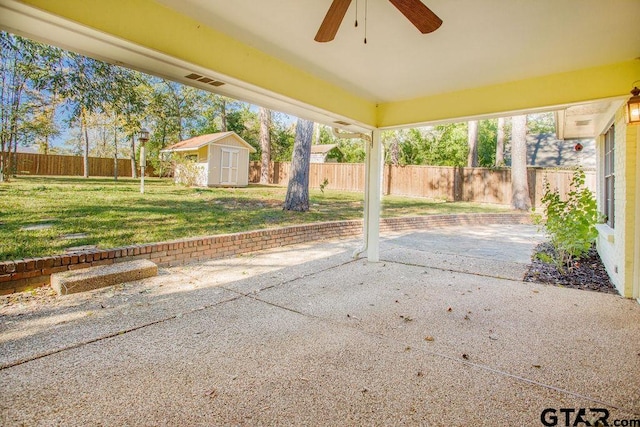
[220,148,239,185]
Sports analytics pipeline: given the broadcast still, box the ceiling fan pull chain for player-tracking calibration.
[355,0,358,27]
[364,0,368,44]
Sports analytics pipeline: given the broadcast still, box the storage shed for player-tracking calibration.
[310,144,343,163]
[161,132,256,187]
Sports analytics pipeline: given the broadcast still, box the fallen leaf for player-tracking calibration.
[447,307,452,312]
[205,389,218,399]
[462,353,469,360]
[532,364,541,369]
[417,371,423,377]
[424,336,434,342]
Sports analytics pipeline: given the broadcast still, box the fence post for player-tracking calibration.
[454,166,464,201]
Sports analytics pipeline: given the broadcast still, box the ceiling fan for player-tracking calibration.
[315,0,442,42]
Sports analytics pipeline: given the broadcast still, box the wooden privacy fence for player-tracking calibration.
[251,162,595,208]
[14,153,133,177]
[13,154,593,207]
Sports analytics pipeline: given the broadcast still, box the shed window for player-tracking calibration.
[603,125,615,228]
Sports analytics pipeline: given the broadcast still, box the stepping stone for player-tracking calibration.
[21,223,53,231]
[60,233,88,240]
[50,260,158,295]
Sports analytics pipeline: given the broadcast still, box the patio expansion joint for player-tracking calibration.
[0,292,245,371]
[381,257,529,282]
[240,289,636,415]
[221,257,362,297]
[219,260,637,416]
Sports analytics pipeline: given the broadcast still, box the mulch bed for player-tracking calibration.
[524,242,617,294]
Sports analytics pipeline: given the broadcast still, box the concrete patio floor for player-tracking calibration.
[1,224,639,426]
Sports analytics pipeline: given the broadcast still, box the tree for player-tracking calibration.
[259,107,271,184]
[495,117,506,166]
[283,118,313,211]
[270,113,295,162]
[61,53,121,178]
[467,120,478,167]
[511,115,531,210]
[0,32,62,181]
[109,68,148,179]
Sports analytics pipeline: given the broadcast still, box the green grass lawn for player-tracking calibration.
[0,176,511,260]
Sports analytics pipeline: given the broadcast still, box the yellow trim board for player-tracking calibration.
[377,60,640,128]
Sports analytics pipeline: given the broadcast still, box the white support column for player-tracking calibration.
[366,129,383,262]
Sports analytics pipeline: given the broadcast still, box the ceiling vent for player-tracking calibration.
[184,73,225,87]
[333,120,351,126]
[575,120,591,126]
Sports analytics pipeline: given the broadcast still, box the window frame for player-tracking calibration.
[603,125,615,228]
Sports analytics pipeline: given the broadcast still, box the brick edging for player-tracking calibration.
[0,213,531,295]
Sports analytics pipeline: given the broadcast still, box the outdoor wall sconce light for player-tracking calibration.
[138,128,150,194]
[628,83,640,124]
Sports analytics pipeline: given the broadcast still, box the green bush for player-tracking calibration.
[533,169,601,272]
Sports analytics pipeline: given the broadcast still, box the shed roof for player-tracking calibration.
[161,131,257,153]
[310,144,339,154]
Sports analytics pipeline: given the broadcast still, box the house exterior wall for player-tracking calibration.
[596,106,639,298]
[635,125,640,300]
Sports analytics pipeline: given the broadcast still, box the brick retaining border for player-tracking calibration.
[0,213,531,295]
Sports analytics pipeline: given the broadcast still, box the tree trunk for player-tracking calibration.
[467,120,478,167]
[82,109,89,178]
[495,117,505,166]
[390,136,400,166]
[284,118,314,212]
[220,99,228,132]
[511,115,531,210]
[259,107,271,184]
[130,134,137,178]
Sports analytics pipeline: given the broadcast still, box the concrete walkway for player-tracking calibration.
[1,224,639,426]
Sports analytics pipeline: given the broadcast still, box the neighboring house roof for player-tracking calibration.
[505,134,596,169]
[16,145,40,154]
[161,132,257,153]
[311,144,339,154]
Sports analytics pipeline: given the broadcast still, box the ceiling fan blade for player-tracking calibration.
[315,0,353,42]
[389,0,442,34]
